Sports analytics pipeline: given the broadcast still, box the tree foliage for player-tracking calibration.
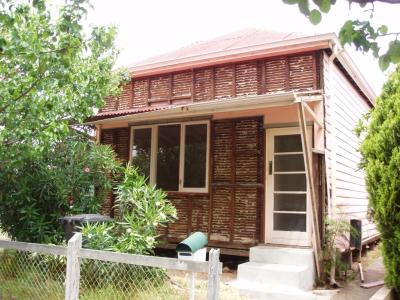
[0,133,122,243]
[0,0,126,166]
[0,0,128,243]
[282,0,400,70]
[357,66,400,291]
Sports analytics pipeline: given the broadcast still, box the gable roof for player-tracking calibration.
[126,28,375,105]
[132,28,307,67]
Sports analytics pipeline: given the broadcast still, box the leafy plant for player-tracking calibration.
[323,213,358,286]
[82,164,177,254]
[357,65,400,292]
[0,132,122,244]
[282,0,400,70]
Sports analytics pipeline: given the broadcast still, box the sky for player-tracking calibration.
[83,0,400,95]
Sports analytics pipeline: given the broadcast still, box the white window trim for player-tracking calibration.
[130,120,210,193]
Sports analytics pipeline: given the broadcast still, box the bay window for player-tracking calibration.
[130,121,209,192]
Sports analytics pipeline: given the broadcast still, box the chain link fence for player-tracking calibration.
[0,249,66,300]
[79,259,207,299]
[0,234,222,300]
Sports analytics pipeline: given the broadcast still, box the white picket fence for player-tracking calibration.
[0,233,222,300]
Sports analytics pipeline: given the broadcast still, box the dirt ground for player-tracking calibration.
[331,245,386,300]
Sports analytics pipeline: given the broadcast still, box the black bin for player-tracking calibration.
[59,214,112,241]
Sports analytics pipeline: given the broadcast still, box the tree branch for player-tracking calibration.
[0,74,45,114]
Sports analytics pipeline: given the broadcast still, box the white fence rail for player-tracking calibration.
[0,233,222,300]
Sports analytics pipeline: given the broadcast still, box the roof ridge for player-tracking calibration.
[130,28,306,68]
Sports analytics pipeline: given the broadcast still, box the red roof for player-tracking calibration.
[88,106,174,121]
[132,28,308,68]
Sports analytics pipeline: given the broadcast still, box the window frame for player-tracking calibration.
[129,120,210,193]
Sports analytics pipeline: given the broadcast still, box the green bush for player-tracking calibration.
[358,66,400,292]
[0,132,122,244]
[82,164,177,254]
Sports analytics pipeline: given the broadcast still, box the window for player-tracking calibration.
[131,128,152,181]
[130,121,209,192]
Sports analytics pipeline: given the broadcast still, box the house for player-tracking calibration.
[88,29,378,296]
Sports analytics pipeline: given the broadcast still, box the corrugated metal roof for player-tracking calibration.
[131,28,307,68]
[88,106,175,121]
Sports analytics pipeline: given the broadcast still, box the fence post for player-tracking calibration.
[207,248,220,300]
[65,233,82,300]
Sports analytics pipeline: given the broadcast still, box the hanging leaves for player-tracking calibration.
[282,0,400,70]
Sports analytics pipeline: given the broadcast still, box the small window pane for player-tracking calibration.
[275,154,305,172]
[275,134,302,152]
[184,124,207,188]
[274,174,306,191]
[274,193,307,211]
[157,125,180,191]
[274,213,306,232]
[131,128,152,180]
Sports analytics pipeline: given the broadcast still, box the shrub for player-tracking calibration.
[357,65,400,292]
[82,164,177,254]
[0,132,122,244]
[323,213,358,285]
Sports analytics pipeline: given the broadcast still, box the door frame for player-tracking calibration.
[265,126,313,246]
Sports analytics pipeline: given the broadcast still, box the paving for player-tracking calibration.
[332,257,385,300]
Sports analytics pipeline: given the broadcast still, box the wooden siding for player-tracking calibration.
[324,53,377,243]
[100,52,319,113]
[100,128,130,215]
[99,117,264,249]
[209,117,264,245]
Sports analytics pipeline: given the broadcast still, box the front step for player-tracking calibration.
[237,262,313,290]
[229,280,317,300]
[233,246,317,299]
[250,246,314,267]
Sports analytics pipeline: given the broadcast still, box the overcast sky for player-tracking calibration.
[85,0,400,95]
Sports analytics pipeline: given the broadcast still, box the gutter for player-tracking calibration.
[87,91,324,126]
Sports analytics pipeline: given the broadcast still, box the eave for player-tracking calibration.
[86,90,324,126]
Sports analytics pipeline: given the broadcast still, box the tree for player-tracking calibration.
[0,133,123,243]
[282,0,400,70]
[357,66,400,292]
[0,0,126,167]
[0,0,127,242]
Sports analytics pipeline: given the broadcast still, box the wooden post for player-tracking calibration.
[65,233,82,300]
[297,101,323,281]
[207,249,220,300]
[189,272,195,300]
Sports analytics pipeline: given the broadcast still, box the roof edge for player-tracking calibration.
[126,32,375,105]
[332,38,376,104]
[128,33,337,77]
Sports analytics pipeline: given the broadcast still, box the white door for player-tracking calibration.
[265,127,311,246]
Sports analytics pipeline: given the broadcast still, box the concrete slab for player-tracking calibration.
[238,261,312,290]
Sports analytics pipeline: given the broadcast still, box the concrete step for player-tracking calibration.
[229,280,317,300]
[237,262,313,290]
[250,245,314,267]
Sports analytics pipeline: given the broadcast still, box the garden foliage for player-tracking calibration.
[82,164,177,254]
[357,65,400,291]
[0,0,126,243]
[0,133,122,244]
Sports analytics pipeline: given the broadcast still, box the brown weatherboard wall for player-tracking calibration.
[100,127,130,215]
[99,117,264,250]
[100,52,320,113]
[209,117,264,247]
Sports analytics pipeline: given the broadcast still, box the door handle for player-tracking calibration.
[269,161,273,175]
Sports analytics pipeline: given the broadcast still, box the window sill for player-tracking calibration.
[166,191,210,196]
